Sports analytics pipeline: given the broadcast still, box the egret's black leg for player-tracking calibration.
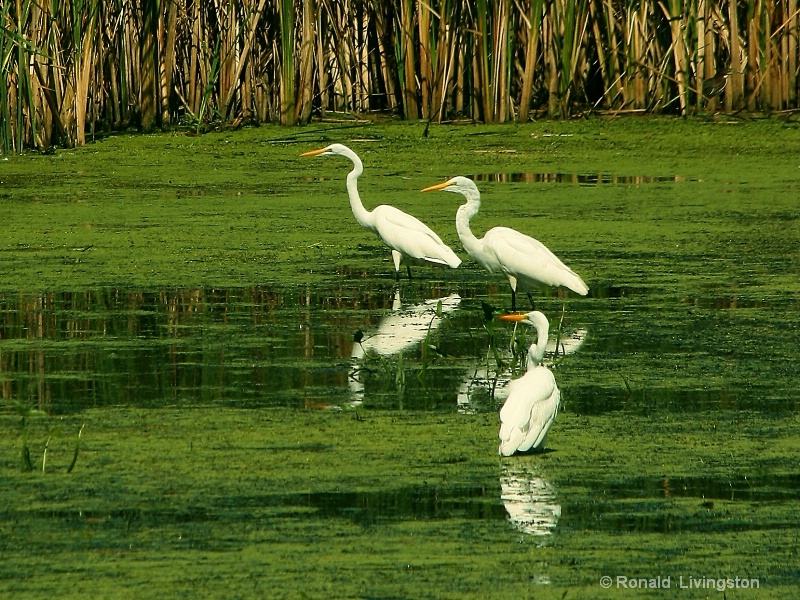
[554,303,566,357]
[526,292,536,310]
[406,264,413,280]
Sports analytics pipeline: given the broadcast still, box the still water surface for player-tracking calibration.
[0,283,582,414]
[4,124,800,594]
[2,281,794,415]
[2,280,798,543]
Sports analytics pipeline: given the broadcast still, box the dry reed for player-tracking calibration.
[1,0,799,152]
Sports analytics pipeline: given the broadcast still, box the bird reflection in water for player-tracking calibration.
[349,289,461,405]
[457,327,587,413]
[500,462,561,540]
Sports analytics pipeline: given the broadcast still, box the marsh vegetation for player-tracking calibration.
[2,1,800,152]
[1,119,799,597]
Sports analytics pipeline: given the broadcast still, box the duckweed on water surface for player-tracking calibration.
[1,118,799,598]
[2,408,799,598]
[1,117,797,291]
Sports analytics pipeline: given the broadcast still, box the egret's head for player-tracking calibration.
[299,143,352,158]
[500,311,550,367]
[421,176,480,198]
[499,310,550,333]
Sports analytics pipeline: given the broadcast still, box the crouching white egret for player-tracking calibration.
[300,144,461,279]
[421,176,588,309]
[497,311,560,456]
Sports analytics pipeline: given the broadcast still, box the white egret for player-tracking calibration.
[300,144,461,279]
[457,326,586,412]
[496,311,560,456]
[421,176,588,309]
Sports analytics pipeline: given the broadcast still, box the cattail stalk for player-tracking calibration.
[3,0,800,152]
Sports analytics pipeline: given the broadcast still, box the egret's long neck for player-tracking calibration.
[455,193,483,258]
[527,321,549,370]
[343,150,375,229]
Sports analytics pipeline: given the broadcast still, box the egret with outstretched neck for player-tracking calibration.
[497,311,560,456]
[301,144,461,279]
[421,176,587,309]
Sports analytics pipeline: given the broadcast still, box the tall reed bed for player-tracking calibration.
[1,0,799,152]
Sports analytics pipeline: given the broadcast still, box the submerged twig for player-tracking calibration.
[621,374,633,397]
[67,424,86,474]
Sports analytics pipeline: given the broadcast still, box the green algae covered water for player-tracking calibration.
[1,118,799,598]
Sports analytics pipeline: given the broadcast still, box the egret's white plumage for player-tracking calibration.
[421,176,588,307]
[301,144,461,278]
[497,311,560,456]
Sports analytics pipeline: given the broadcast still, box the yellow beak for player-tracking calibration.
[299,148,327,157]
[498,313,527,322]
[421,180,452,193]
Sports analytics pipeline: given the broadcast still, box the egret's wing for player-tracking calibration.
[500,368,556,428]
[483,227,587,294]
[499,423,528,457]
[517,386,559,452]
[374,205,461,267]
[375,205,445,241]
[499,368,559,454]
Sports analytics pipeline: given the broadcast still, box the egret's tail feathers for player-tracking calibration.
[555,268,588,296]
[499,443,516,457]
[518,431,548,453]
[420,249,462,268]
[435,244,462,268]
[498,422,525,456]
[446,253,462,269]
[566,273,589,296]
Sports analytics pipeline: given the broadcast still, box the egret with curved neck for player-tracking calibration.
[496,311,560,456]
[422,176,588,309]
[300,144,461,279]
